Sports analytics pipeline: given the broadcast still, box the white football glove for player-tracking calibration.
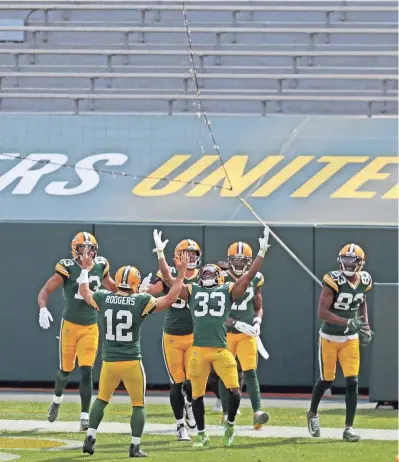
[233,320,258,337]
[253,316,262,336]
[139,273,152,293]
[39,307,53,330]
[252,323,261,336]
[153,229,169,257]
[258,226,271,257]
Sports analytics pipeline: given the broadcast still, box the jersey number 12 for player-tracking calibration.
[105,309,133,341]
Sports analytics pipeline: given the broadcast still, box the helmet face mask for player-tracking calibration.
[199,264,224,288]
[71,232,98,261]
[176,249,200,270]
[339,255,363,277]
[76,244,97,258]
[337,243,365,277]
[175,239,201,270]
[227,241,253,276]
[228,256,252,275]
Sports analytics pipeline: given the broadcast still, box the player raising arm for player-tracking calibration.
[218,241,269,430]
[144,236,201,441]
[154,227,270,449]
[79,248,189,458]
[37,232,116,431]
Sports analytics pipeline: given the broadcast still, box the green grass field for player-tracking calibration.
[0,401,396,429]
[0,401,397,461]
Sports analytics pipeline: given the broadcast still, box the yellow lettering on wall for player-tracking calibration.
[291,156,369,198]
[251,156,314,197]
[186,156,284,197]
[331,157,399,199]
[133,155,218,196]
[382,183,398,199]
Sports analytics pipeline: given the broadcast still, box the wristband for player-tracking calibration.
[80,269,89,284]
[156,250,165,260]
[258,247,267,258]
[253,317,262,325]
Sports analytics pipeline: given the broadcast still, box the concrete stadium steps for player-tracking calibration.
[1,96,396,117]
[21,20,399,29]
[0,0,397,115]
[1,73,396,93]
[0,50,397,69]
[11,30,397,49]
[3,4,397,25]
[2,65,396,75]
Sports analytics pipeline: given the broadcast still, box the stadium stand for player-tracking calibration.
[0,1,397,116]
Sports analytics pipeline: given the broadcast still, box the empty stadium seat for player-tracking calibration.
[0,1,397,116]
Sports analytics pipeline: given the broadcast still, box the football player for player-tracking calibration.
[154,227,270,448]
[218,241,269,430]
[307,243,373,442]
[37,232,116,431]
[79,248,189,457]
[145,235,200,441]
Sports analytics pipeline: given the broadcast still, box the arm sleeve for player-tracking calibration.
[256,272,265,287]
[322,273,339,293]
[141,294,158,317]
[103,258,110,277]
[365,275,373,292]
[186,283,193,303]
[55,261,70,280]
[89,291,101,312]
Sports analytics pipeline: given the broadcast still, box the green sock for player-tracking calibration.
[218,379,229,414]
[54,370,70,397]
[243,370,261,413]
[131,406,146,437]
[88,399,108,429]
[345,377,358,427]
[79,366,93,413]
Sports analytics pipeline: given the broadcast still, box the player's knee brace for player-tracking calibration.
[346,376,358,393]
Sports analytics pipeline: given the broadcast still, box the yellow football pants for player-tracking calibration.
[162,332,194,384]
[98,360,146,406]
[227,332,257,371]
[59,319,99,372]
[319,336,360,381]
[188,346,239,399]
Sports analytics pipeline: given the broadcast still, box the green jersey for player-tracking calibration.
[91,290,158,362]
[154,267,199,336]
[321,270,372,336]
[187,282,234,348]
[55,256,109,325]
[223,270,264,332]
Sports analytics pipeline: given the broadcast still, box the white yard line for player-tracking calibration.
[0,420,396,441]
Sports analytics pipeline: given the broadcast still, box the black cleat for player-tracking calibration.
[47,402,60,423]
[129,443,148,457]
[82,435,96,455]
